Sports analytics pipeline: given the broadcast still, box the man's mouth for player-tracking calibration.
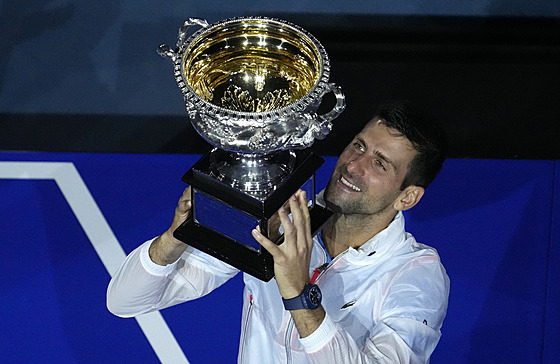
[340,175,361,192]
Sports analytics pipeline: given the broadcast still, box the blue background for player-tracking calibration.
[1,151,558,363]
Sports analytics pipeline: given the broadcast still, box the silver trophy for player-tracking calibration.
[158,17,345,281]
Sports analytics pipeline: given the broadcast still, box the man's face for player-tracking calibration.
[324,118,418,216]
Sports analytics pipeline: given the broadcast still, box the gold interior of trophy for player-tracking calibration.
[183,19,322,113]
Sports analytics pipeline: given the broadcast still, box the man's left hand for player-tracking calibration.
[252,190,313,299]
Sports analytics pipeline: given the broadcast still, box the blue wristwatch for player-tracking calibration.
[282,283,322,310]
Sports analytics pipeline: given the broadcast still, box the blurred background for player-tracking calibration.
[1,1,559,363]
[1,0,559,158]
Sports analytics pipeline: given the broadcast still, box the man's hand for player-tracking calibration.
[169,186,193,232]
[149,186,192,266]
[252,189,326,338]
[252,189,313,299]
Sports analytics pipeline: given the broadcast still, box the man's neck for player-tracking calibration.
[321,211,397,259]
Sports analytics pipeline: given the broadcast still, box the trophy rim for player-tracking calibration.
[172,16,332,126]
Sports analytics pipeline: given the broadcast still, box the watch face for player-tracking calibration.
[309,285,322,306]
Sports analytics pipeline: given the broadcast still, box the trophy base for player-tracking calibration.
[174,203,332,281]
[173,149,333,281]
[209,149,297,197]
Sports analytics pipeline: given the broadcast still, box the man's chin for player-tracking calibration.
[323,191,343,214]
[325,200,343,214]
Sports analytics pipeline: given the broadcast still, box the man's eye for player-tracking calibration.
[353,142,365,152]
[374,159,386,171]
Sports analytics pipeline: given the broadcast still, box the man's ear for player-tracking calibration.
[393,185,425,211]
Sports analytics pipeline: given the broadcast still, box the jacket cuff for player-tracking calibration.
[299,313,337,353]
[139,239,179,276]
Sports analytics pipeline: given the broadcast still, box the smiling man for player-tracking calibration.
[108,100,450,363]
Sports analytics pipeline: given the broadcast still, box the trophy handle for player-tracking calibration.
[157,17,209,61]
[176,18,209,49]
[314,83,346,139]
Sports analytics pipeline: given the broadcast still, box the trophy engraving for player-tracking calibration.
[158,17,345,281]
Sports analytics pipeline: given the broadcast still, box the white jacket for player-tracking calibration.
[107,211,449,363]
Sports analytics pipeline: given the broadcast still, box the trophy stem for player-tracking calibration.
[209,149,296,198]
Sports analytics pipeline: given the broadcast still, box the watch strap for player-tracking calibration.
[282,283,321,310]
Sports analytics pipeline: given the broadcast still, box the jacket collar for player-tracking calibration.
[340,211,409,265]
[316,190,409,264]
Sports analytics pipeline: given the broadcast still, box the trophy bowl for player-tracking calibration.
[158,17,345,281]
[158,16,345,156]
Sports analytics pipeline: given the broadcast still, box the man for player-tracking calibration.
[107,100,450,363]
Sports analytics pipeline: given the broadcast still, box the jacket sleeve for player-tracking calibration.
[299,255,450,363]
[106,239,240,317]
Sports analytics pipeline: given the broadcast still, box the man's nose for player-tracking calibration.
[345,154,366,175]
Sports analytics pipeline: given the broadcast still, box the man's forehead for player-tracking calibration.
[355,119,417,160]
[365,116,383,128]
[358,117,405,139]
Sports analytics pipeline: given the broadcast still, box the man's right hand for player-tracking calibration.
[169,186,193,232]
[149,186,192,266]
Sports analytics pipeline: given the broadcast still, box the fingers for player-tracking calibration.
[258,190,311,251]
[176,186,192,215]
[252,226,280,255]
[287,190,311,250]
[171,186,192,231]
[253,191,313,299]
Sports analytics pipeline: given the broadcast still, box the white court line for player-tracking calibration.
[0,161,189,364]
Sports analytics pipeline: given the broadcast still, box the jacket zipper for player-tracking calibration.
[285,318,296,362]
[239,294,254,363]
[284,251,348,363]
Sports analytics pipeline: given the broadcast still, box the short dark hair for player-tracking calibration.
[374,100,447,189]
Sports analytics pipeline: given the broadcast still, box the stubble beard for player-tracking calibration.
[324,174,398,217]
